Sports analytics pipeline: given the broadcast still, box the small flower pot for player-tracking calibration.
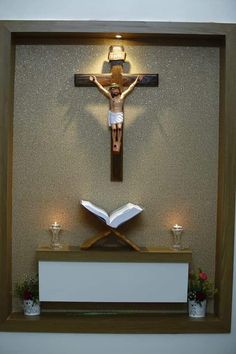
[23,300,40,316]
[188,299,206,318]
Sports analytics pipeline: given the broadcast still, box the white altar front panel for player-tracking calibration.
[39,261,189,302]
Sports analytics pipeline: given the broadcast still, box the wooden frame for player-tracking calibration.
[0,20,235,333]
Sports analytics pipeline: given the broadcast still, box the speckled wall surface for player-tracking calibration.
[12,44,219,308]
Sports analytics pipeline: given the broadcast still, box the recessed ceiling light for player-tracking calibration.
[115,34,122,39]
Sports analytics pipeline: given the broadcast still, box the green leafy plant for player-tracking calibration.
[188,268,217,305]
[15,273,39,304]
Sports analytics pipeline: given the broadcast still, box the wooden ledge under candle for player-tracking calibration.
[36,245,192,263]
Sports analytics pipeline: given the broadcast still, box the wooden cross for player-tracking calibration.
[74,45,158,181]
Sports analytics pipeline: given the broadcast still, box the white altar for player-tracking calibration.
[37,246,192,303]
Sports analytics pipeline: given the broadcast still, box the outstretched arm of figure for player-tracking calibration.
[89,76,110,98]
[121,75,143,99]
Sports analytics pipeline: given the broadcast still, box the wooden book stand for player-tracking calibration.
[80,227,141,251]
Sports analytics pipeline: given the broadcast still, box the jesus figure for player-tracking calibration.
[89,75,142,153]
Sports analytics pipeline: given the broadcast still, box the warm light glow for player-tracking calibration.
[115,34,122,39]
[51,221,61,229]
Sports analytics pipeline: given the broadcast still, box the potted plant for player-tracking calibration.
[188,268,217,318]
[15,273,40,316]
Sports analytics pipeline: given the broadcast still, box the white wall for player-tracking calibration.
[0,0,236,22]
[0,1,236,353]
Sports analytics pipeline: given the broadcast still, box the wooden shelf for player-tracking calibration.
[36,246,192,263]
[0,312,227,334]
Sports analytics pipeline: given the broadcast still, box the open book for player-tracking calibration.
[81,200,143,229]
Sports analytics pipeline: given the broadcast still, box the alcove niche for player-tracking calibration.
[0,21,235,334]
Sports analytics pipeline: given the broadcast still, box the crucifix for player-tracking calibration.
[74,45,158,181]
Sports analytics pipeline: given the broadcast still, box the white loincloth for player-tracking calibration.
[108,111,124,127]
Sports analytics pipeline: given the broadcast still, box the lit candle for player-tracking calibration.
[50,222,62,248]
[51,221,61,229]
[171,224,184,250]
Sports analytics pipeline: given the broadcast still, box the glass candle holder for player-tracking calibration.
[171,224,184,250]
[50,222,62,249]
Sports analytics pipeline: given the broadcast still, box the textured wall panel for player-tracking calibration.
[12,44,219,310]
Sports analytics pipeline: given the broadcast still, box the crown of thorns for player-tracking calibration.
[109,83,120,89]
